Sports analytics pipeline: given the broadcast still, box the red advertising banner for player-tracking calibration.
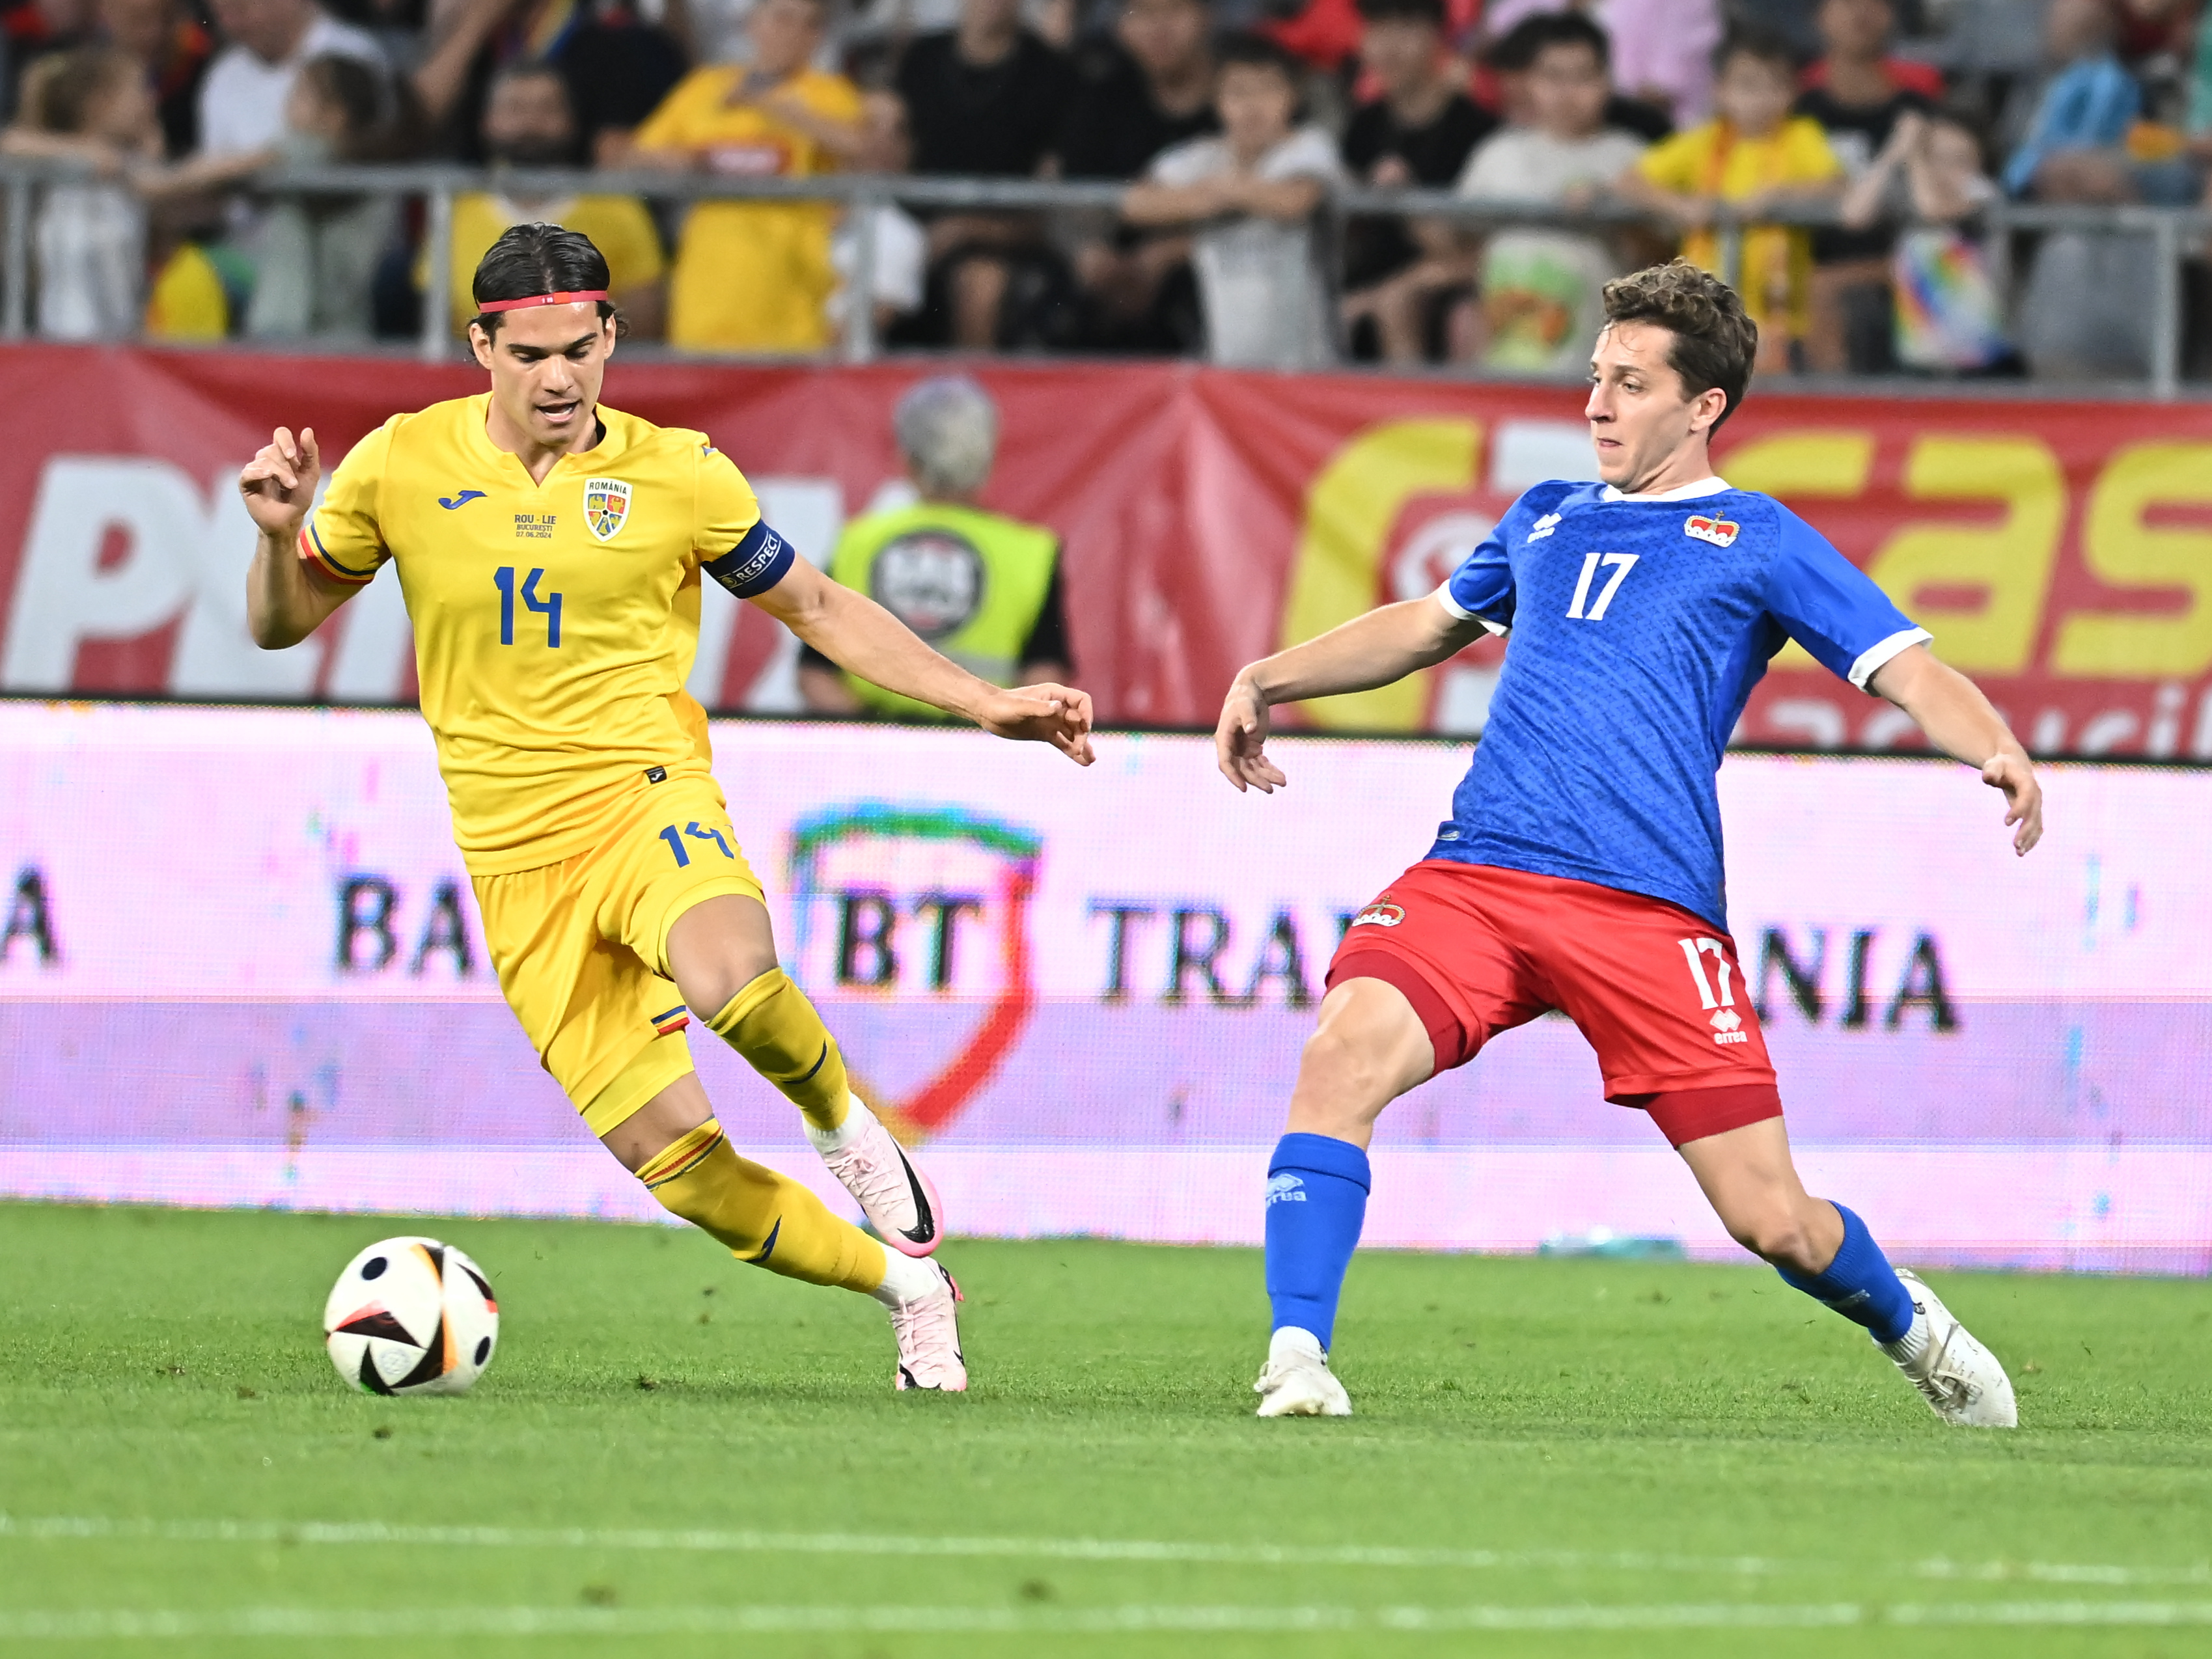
[1,344,2207,756]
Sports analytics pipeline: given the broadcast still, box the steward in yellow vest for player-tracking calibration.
[799,376,1072,719]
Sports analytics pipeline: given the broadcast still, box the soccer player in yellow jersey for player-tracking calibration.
[238,225,1094,1392]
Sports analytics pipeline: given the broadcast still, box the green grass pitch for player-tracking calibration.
[1,1201,2209,1658]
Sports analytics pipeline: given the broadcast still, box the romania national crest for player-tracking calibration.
[583,478,631,542]
[1683,514,1739,547]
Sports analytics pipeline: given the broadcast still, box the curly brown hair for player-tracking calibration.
[1599,261,1760,431]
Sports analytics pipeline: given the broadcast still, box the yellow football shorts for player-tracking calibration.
[472,776,764,1138]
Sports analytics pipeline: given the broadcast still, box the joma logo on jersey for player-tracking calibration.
[583,478,631,542]
[1350,901,1405,929]
[1683,514,1739,547]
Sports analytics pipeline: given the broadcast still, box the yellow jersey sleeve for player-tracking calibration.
[1779,117,1844,183]
[303,419,397,584]
[1635,125,1713,193]
[693,444,794,599]
[632,68,721,151]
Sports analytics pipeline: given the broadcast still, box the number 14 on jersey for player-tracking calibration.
[1566,553,1638,622]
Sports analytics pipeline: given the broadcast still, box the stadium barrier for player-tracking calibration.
[1,344,2208,752]
[0,704,2205,1271]
[1,157,2209,393]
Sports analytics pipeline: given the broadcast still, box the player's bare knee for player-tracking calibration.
[665,905,779,1018]
[1292,1024,1403,1127]
[1727,1203,1816,1270]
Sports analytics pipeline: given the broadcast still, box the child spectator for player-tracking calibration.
[430,61,665,338]
[1338,0,1495,361]
[1454,10,1649,372]
[632,0,863,353]
[4,43,273,336]
[1796,0,1938,372]
[1125,32,1344,368]
[9,46,150,336]
[244,51,398,338]
[1619,28,1844,370]
[1484,8,1673,141]
[1839,105,2014,372]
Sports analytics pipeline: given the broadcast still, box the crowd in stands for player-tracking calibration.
[2,0,2209,376]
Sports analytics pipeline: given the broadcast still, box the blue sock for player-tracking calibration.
[1775,1202,1915,1344]
[1264,1132,1371,1351]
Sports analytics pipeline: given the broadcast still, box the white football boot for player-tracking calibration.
[1253,1327,1352,1418]
[883,1259,967,1393]
[809,1097,944,1257]
[1881,1269,2017,1427]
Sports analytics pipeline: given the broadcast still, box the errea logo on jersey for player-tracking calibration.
[583,478,631,542]
[1525,512,1562,543]
[1709,1008,1749,1045]
[1683,514,1739,547]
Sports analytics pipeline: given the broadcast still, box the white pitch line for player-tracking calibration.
[2,1515,2208,1590]
[3,1601,2212,1639]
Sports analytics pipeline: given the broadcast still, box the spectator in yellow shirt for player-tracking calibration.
[433,63,667,339]
[631,0,864,353]
[1616,30,1843,369]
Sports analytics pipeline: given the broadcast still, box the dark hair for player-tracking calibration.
[471,223,626,339]
[1713,25,1801,77]
[26,46,135,135]
[1600,260,1758,428]
[1355,0,1447,26]
[1488,10,1611,72]
[296,54,384,156]
[1215,31,1304,82]
[486,59,574,108]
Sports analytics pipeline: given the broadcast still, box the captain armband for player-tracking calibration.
[703,521,795,599]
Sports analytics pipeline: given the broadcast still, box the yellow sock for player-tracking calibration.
[706,970,851,1133]
[637,1119,884,1293]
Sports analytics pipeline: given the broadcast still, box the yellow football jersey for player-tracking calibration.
[304,394,788,873]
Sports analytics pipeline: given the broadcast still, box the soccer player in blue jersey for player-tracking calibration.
[1217,261,2038,1427]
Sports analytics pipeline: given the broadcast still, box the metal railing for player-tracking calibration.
[1,156,2207,395]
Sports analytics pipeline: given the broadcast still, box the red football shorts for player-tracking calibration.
[1326,860,1782,1148]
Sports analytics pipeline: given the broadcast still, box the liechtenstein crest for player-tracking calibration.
[1683,513,1739,547]
[583,478,631,542]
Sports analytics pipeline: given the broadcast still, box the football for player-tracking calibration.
[322,1237,499,1397]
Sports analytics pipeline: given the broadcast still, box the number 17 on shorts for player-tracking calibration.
[1677,935,1749,1045]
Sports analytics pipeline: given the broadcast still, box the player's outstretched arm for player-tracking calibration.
[752,557,1095,765]
[1215,594,1483,793]
[241,426,354,650]
[1868,642,2043,855]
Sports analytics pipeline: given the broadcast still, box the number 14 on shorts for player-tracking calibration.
[658,821,735,867]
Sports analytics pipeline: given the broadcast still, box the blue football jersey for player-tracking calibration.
[1432,478,1928,931]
